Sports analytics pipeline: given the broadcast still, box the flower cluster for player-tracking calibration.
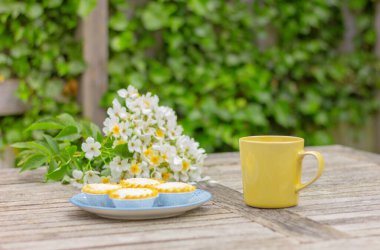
[71,86,207,187]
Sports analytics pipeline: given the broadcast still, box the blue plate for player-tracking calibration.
[70,189,212,220]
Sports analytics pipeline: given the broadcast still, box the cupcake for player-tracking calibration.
[120,178,163,188]
[109,188,158,208]
[82,183,121,207]
[155,182,196,206]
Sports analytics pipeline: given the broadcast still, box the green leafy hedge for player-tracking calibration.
[105,0,380,152]
[0,0,96,148]
[1,0,380,153]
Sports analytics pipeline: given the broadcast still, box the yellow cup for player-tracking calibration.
[239,136,324,208]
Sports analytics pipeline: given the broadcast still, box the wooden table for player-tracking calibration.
[1,145,380,249]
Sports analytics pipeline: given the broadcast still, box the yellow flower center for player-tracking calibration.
[0,74,4,82]
[182,161,190,171]
[162,172,171,181]
[130,164,141,174]
[144,148,153,157]
[144,100,150,108]
[112,125,120,135]
[162,153,168,161]
[150,155,160,165]
[101,177,110,184]
[116,139,124,145]
[156,129,164,138]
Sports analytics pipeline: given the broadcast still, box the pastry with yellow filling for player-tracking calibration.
[155,182,196,206]
[82,183,121,207]
[120,178,163,188]
[82,183,121,194]
[109,188,158,208]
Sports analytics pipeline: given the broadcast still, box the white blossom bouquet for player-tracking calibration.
[13,86,207,188]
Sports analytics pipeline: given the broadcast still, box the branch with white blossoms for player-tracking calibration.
[13,85,208,188]
[98,85,207,185]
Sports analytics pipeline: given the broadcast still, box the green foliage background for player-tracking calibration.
[105,0,380,152]
[1,0,380,153]
[0,0,97,148]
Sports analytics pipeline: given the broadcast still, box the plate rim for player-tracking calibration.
[70,189,212,211]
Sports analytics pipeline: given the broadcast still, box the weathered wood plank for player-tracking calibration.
[80,0,108,126]
[299,236,380,250]
[199,183,349,242]
[0,207,230,229]
[2,145,380,249]
[90,236,297,250]
[0,217,250,243]
[0,222,279,250]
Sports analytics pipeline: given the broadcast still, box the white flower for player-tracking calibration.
[180,172,189,182]
[81,137,101,160]
[139,93,159,115]
[72,169,83,179]
[107,99,127,120]
[128,136,142,153]
[101,86,208,183]
[139,135,152,147]
[126,160,142,176]
[70,170,84,188]
[110,169,122,182]
[119,121,131,139]
[118,89,128,98]
[170,156,183,172]
[151,171,162,180]
[118,85,139,99]
[109,156,129,171]
[140,161,150,178]
[103,117,121,137]
[107,163,122,182]
[83,170,101,183]
[168,126,183,140]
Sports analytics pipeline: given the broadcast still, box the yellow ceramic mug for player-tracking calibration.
[239,136,324,208]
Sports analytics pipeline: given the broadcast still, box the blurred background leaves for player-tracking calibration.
[1,0,380,153]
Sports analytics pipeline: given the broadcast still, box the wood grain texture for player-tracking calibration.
[1,145,380,249]
[198,183,349,243]
[80,0,108,127]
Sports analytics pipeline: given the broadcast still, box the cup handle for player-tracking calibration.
[296,151,324,192]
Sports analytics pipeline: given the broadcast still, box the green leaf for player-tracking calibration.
[56,113,77,127]
[43,0,63,8]
[77,0,97,17]
[141,3,171,30]
[12,141,51,155]
[25,121,64,132]
[43,135,59,153]
[109,12,128,31]
[81,121,103,142]
[46,164,68,181]
[65,145,77,156]
[273,100,292,127]
[55,126,80,141]
[25,3,43,19]
[19,154,48,172]
[61,175,71,184]
[247,104,268,126]
[47,158,58,173]
[110,31,134,52]
[113,143,131,158]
